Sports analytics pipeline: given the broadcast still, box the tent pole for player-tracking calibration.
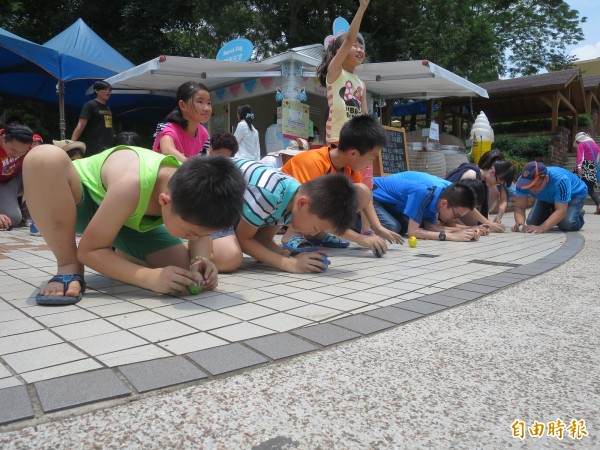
[58,81,66,139]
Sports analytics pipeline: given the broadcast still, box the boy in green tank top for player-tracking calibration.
[23,145,246,305]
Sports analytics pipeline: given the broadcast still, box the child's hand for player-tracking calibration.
[486,222,505,233]
[373,226,404,244]
[190,257,219,291]
[358,233,388,257]
[154,266,198,294]
[291,252,329,273]
[448,229,479,242]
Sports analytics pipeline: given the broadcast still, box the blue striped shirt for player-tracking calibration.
[515,166,587,203]
[234,159,300,228]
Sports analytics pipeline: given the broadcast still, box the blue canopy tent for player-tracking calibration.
[0,20,174,138]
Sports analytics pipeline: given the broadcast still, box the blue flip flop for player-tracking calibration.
[36,274,86,306]
[307,233,350,248]
[282,235,318,255]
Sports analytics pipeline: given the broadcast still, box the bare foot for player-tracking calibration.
[40,263,84,297]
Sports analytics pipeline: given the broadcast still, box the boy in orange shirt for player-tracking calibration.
[281,115,403,256]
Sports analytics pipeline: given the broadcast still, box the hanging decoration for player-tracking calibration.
[244,79,257,93]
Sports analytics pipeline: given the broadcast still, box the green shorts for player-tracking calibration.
[75,185,185,260]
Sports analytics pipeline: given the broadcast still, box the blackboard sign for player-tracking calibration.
[373,126,409,176]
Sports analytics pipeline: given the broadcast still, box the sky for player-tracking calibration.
[566,0,600,61]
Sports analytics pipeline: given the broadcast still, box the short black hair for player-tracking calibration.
[115,131,141,146]
[211,131,239,157]
[441,182,476,210]
[93,80,111,92]
[459,179,486,208]
[1,124,33,144]
[338,115,388,155]
[168,156,246,229]
[301,174,359,235]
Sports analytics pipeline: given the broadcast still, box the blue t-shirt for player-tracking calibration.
[515,166,587,204]
[234,158,300,228]
[373,172,451,225]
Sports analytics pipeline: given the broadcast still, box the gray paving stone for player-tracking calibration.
[365,306,422,324]
[291,323,361,346]
[415,294,468,307]
[471,277,517,288]
[0,385,33,425]
[440,288,483,301]
[392,299,447,314]
[455,283,498,294]
[35,368,131,413]
[245,333,318,360]
[331,314,394,335]
[187,343,268,375]
[119,356,207,393]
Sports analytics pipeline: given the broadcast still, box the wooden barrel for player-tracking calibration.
[407,142,447,178]
[441,145,469,176]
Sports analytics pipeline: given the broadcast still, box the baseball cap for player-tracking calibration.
[269,138,309,157]
[516,161,547,189]
[52,139,86,154]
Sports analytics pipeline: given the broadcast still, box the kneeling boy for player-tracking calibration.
[234,159,358,273]
[372,173,480,242]
[24,145,246,305]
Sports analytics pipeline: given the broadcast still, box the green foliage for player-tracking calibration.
[493,115,592,134]
[494,134,551,160]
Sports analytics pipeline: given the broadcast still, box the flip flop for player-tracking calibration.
[307,233,350,248]
[36,274,86,306]
[281,235,318,255]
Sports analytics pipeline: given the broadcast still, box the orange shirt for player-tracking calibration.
[281,146,362,184]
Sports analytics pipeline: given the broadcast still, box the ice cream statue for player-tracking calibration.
[470,111,494,164]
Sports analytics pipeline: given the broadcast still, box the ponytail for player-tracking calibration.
[237,104,254,131]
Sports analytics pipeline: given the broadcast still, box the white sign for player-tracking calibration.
[429,122,440,141]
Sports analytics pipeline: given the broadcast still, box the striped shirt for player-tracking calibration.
[234,159,301,228]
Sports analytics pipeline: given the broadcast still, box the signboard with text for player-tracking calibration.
[216,38,254,62]
[281,99,309,139]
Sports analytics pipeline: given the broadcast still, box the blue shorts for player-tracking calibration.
[75,186,185,260]
[211,226,235,240]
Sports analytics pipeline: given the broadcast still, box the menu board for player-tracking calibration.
[373,126,409,176]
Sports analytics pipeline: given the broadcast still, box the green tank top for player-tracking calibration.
[73,146,181,232]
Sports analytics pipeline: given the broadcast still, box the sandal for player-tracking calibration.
[282,235,318,255]
[307,233,350,248]
[36,274,86,306]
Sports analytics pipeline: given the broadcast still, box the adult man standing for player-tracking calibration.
[71,81,114,157]
[512,161,587,233]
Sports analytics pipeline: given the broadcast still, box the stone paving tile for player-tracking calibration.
[438,288,483,301]
[331,314,395,335]
[0,386,33,425]
[250,313,312,332]
[34,369,131,413]
[2,343,88,373]
[254,297,307,312]
[188,343,268,375]
[129,321,198,343]
[219,303,278,320]
[178,310,240,331]
[0,377,22,389]
[392,299,447,314]
[51,319,121,341]
[190,294,247,310]
[119,356,207,393]
[291,323,361,346]
[72,330,148,356]
[105,310,169,328]
[96,345,172,367]
[157,332,227,355]
[244,333,318,360]
[454,283,499,294]
[21,359,103,384]
[0,330,63,355]
[0,318,43,338]
[210,322,276,341]
[415,294,469,308]
[34,309,99,328]
[286,304,341,321]
[365,306,423,324]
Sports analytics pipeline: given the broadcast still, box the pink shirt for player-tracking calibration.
[152,122,209,158]
[576,140,600,168]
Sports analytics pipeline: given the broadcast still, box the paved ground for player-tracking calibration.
[0,206,598,448]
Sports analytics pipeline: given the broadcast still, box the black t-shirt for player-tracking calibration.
[80,100,114,157]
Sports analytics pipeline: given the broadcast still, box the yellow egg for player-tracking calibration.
[408,236,418,248]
